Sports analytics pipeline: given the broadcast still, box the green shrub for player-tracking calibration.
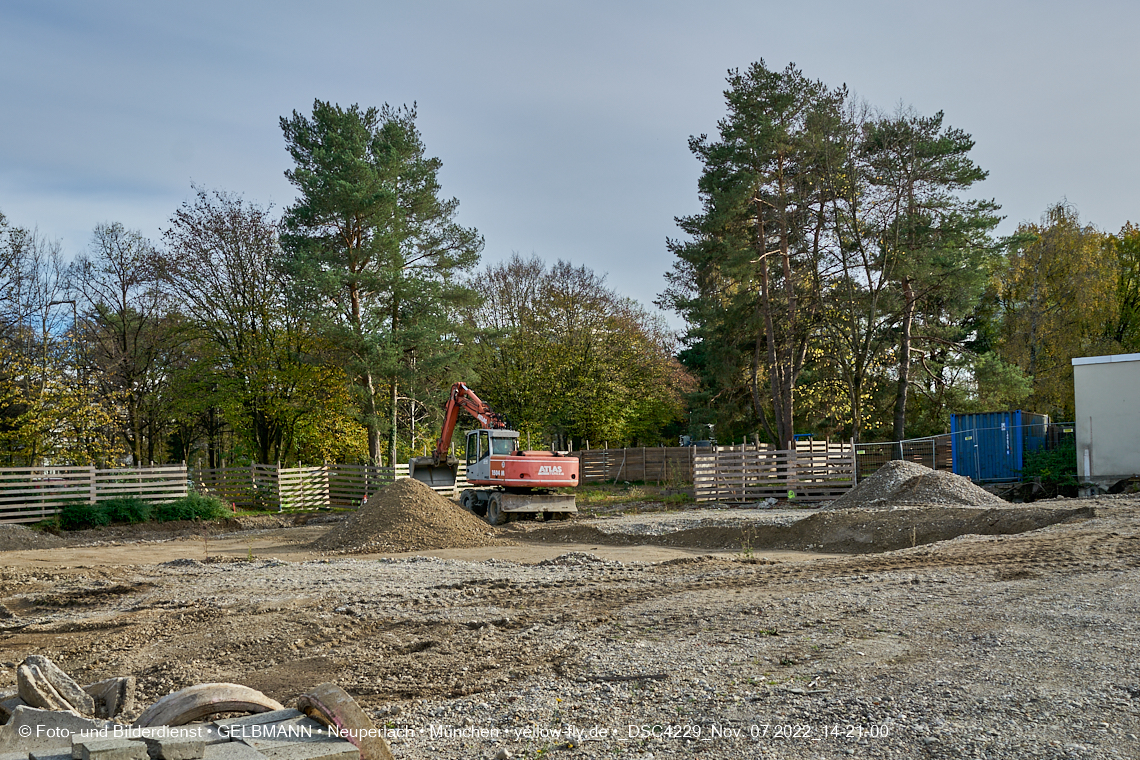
[1021,438,1079,498]
[154,493,230,522]
[99,497,152,524]
[57,501,111,531]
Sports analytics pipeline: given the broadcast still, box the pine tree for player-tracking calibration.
[281,101,482,465]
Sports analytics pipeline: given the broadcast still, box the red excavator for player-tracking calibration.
[408,382,578,525]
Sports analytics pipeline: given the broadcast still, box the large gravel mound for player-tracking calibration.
[0,524,71,551]
[825,460,1008,510]
[310,478,512,554]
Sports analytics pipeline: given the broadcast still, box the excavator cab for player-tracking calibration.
[464,429,518,482]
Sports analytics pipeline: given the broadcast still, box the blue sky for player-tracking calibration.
[2,1,1137,328]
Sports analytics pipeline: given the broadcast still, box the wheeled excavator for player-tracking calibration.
[408,382,578,525]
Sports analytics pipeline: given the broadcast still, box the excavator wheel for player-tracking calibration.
[460,490,475,513]
[485,493,506,526]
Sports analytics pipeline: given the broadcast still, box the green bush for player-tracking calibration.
[153,493,230,522]
[57,501,112,531]
[54,492,230,531]
[1021,438,1079,498]
[99,497,152,524]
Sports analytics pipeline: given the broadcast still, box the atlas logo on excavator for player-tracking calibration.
[537,465,564,475]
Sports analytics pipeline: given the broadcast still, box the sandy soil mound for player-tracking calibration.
[515,504,1094,553]
[0,524,71,551]
[824,460,1008,510]
[310,478,512,554]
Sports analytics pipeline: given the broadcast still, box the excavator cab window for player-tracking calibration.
[465,432,479,465]
[491,437,515,455]
[478,431,491,461]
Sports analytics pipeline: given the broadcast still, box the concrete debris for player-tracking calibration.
[16,658,96,717]
[139,734,205,760]
[29,751,72,760]
[133,685,284,728]
[212,711,302,730]
[2,663,378,760]
[256,745,356,760]
[202,747,263,760]
[71,737,148,760]
[0,706,114,752]
[83,678,136,721]
[26,658,95,719]
[295,684,392,760]
[0,694,26,722]
[17,664,71,712]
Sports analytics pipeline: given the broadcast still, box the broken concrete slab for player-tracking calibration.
[257,744,357,760]
[229,718,331,748]
[17,665,70,713]
[140,735,205,760]
[70,738,148,760]
[0,707,114,753]
[29,751,71,760]
[201,744,263,760]
[0,694,27,722]
[24,659,94,718]
[82,679,135,720]
[119,727,224,748]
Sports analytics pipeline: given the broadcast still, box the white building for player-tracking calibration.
[1072,352,1140,485]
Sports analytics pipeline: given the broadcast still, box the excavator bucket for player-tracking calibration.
[408,456,458,489]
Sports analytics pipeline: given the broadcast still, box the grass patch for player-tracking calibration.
[571,481,694,506]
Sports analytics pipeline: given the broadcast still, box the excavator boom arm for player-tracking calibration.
[433,382,509,463]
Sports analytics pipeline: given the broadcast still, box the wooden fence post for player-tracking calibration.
[88,464,96,506]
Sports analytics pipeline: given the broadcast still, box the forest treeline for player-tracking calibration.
[0,102,688,468]
[1,62,1137,467]
[661,61,1140,448]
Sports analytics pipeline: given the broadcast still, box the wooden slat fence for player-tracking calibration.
[694,444,857,503]
[0,465,188,524]
[191,462,470,511]
[573,447,695,483]
[327,464,405,509]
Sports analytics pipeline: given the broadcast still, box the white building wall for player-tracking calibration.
[1072,353,1140,482]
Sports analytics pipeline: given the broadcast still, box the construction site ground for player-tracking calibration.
[2,495,1139,760]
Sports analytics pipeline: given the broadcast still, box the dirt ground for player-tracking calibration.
[2,496,1138,759]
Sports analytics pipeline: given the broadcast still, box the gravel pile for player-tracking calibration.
[534,551,624,567]
[825,460,1008,509]
[0,524,70,552]
[309,478,512,554]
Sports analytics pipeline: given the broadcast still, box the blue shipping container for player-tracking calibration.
[950,411,1050,482]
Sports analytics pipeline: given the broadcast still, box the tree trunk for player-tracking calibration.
[893,276,915,445]
[389,378,398,469]
[364,371,380,464]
